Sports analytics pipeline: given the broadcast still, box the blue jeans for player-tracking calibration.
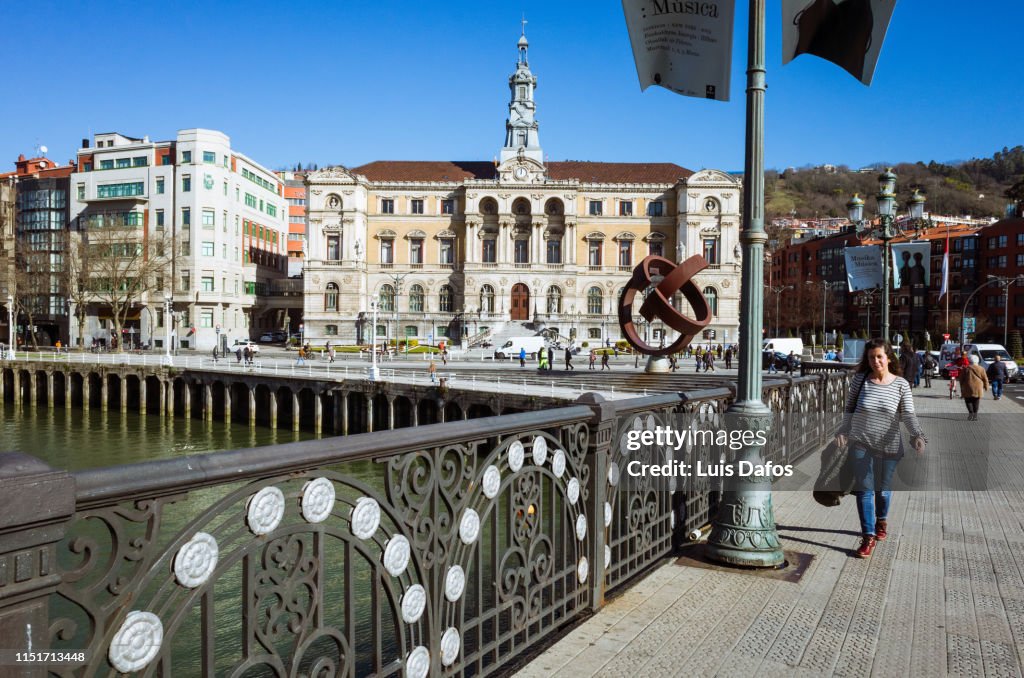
[992,379,1004,398]
[850,447,899,536]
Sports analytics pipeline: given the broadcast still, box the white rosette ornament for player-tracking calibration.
[246,486,285,536]
[109,611,164,673]
[173,532,219,588]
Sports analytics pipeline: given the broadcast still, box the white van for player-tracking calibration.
[762,338,804,356]
[962,343,1020,381]
[495,336,547,360]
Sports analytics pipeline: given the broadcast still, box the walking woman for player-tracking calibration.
[835,339,927,558]
[958,354,989,421]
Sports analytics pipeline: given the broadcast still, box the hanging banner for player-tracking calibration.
[781,0,897,86]
[891,241,931,288]
[621,0,736,101]
[844,245,883,292]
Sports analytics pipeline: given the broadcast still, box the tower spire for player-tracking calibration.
[518,15,529,64]
[501,23,543,166]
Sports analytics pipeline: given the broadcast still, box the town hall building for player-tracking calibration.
[302,30,742,349]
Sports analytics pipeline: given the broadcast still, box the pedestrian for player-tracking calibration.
[442,349,448,366]
[295,346,306,366]
[785,351,797,375]
[547,346,554,370]
[695,352,701,372]
[705,350,716,372]
[601,352,610,370]
[898,343,919,389]
[519,347,526,368]
[958,354,989,420]
[243,346,251,366]
[538,351,549,371]
[835,339,927,558]
[669,354,678,371]
[236,347,243,363]
[328,346,336,363]
[428,360,437,384]
[212,345,219,362]
[634,352,640,368]
[987,355,1008,400]
[565,346,574,370]
[724,347,732,369]
[836,348,844,363]
[766,350,778,374]
[922,352,935,388]
[589,351,596,370]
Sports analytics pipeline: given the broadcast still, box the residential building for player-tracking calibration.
[302,30,742,347]
[277,171,308,276]
[69,129,288,351]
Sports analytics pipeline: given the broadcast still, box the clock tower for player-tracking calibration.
[499,20,544,167]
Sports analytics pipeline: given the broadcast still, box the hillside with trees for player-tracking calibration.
[765,146,1024,220]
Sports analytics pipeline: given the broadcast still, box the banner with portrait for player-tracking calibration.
[844,245,883,292]
[891,242,931,288]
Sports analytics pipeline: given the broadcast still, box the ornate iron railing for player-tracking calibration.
[0,371,852,677]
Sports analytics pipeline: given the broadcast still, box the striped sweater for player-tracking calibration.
[838,373,926,457]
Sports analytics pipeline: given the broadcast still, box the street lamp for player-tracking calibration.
[764,284,792,336]
[961,275,1024,346]
[4,293,14,360]
[162,293,173,366]
[845,170,928,345]
[858,288,880,339]
[806,280,839,347]
[368,300,380,381]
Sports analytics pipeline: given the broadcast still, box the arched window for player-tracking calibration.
[409,284,425,313]
[481,284,495,313]
[587,286,603,315]
[379,284,396,312]
[324,282,339,312]
[704,286,718,316]
[439,284,454,313]
[546,286,562,314]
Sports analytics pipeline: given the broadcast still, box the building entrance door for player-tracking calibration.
[510,283,530,321]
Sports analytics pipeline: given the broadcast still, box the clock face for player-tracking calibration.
[514,166,528,180]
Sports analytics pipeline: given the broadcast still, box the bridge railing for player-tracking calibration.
[0,371,851,676]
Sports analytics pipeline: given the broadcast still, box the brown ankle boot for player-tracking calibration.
[876,520,888,541]
[856,535,876,558]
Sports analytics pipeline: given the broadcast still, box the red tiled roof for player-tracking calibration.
[547,161,692,183]
[349,160,692,184]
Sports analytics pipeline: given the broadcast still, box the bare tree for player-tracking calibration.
[79,211,172,352]
[11,233,57,349]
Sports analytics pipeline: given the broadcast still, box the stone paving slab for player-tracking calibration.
[516,386,1024,677]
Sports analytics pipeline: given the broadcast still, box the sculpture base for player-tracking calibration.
[367,366,381,381]
[644,356,671,373]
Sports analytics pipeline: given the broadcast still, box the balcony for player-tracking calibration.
[513,263,531,270]
[544,263,564,270]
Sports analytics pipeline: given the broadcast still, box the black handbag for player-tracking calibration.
[813,374,865,506]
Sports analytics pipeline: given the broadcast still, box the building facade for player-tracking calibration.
[69,129,288,351]
[302,32,742,347]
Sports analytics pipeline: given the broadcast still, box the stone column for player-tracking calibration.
[166,380,175,418]
[65,375,73,411]
[341,392,349,435]
[366,394,374,433]
[269,390,278,429]
[0,368,5,403]
[249,388,256,428]
[47,372,55,409]
[387,395,395,430]
[411,399,419,427]
[0,453,75,665]
[292,392,300,432]
[566,219,577,265]
[121,378,128,413]
[158,379,165,416]
[99,375,107,412]
[183,383,191,419]
[204,384,213,422]
[224,387,232,424]
[314,393,322,435]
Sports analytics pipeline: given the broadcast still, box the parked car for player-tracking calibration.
[763,350,800,370]
[232,339,260,354]
[271,331,287,342]
[258,333,275,343]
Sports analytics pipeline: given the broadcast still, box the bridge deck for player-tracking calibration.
[516,387,1024,677]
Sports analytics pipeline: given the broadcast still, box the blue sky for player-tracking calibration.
[2,1,1020,173]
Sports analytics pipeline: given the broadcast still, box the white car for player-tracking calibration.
[232,339,260,354]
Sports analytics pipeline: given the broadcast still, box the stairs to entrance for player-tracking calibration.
[488,321,541,350]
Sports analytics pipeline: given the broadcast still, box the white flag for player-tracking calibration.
[938,232,950,300]
[621,0,736,101]
[782,0,897,86]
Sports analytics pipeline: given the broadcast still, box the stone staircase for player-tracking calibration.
[488,321,542,349]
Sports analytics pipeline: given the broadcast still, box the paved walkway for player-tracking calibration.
[517,385,1024,677]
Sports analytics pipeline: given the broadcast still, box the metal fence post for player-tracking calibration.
[576,393,616,612]
[0,453,75,659]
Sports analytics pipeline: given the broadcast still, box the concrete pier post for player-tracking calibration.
[204,384,213,422]
[249,388,256,428]
[387,395,395,430]
[183,383,191,419]
[80,376,88,411]
[100,375,107,412]
[27,373,36,408]
[224,388,232,424]
[341,392,349,435]
[0,368,5,403]
[314,393,322,435]
[412,399,419,427]
[121,378,128,413]
[139,380,147,415]
[269,390,278,429]
[292,392,300,432]
[366,394,374,433]
[166,380,174,418]
[47,372,54,409]
[158,379,166,416]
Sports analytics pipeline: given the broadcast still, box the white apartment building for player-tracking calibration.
[69,129,288,351]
